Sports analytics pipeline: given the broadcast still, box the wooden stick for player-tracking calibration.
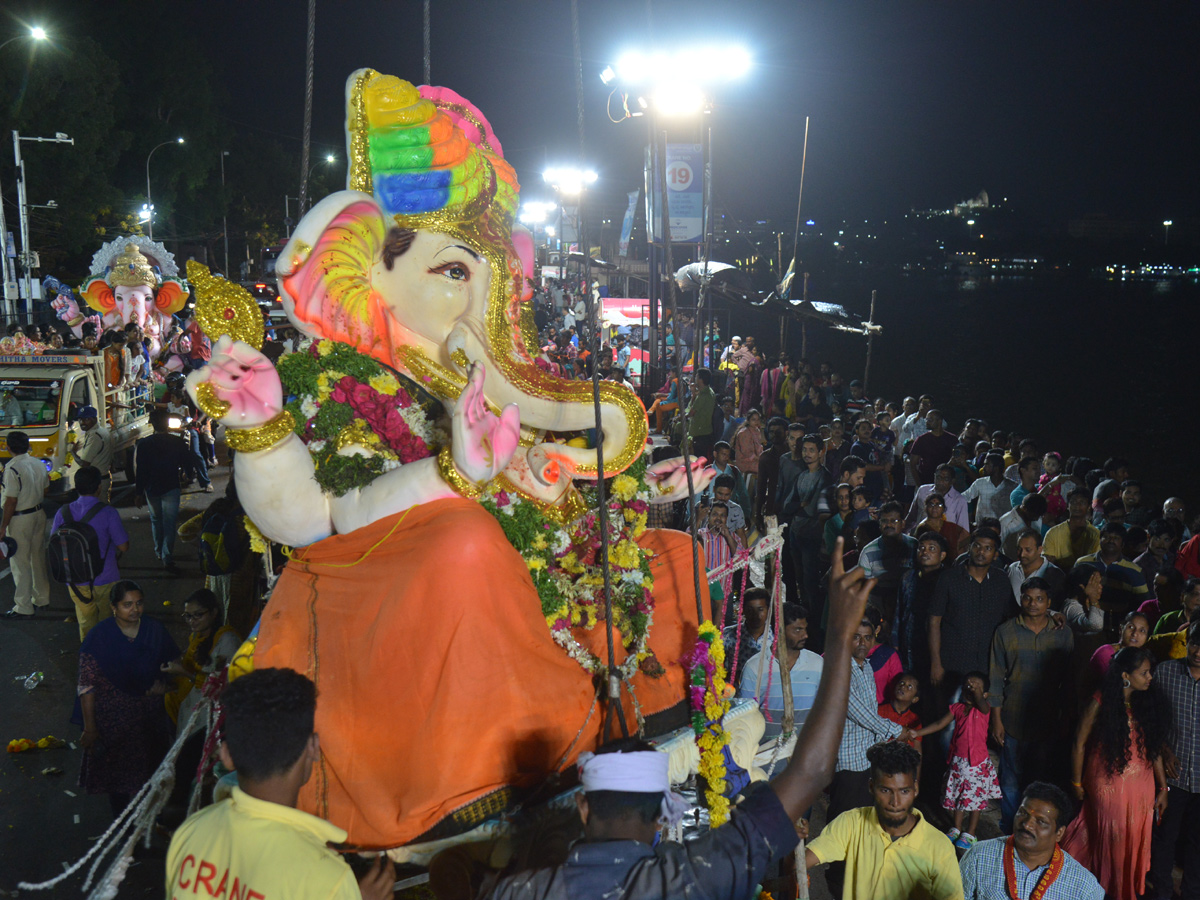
[862,289,877,393]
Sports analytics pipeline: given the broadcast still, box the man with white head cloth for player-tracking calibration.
[484,542,876,900]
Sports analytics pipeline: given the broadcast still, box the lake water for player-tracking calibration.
[771,269,1200,508]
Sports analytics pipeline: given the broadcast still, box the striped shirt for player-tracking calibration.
[1076,552,1148,608]
[738,649,823,741]
[960,837,1103,900]
[1156,658,1200,792]
[836,658,903,772]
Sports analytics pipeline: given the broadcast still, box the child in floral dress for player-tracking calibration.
[914,671,1001,850]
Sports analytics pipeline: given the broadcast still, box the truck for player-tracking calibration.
[0,352,152,495]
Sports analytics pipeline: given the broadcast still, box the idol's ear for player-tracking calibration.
[511,226,535,303]
[276,191,388,351]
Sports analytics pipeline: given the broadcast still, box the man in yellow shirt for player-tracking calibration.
[166,668,395,900]
[807,742,963,900]
[1042,491,1100,571]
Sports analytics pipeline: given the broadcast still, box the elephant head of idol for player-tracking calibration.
[276,70,646,504]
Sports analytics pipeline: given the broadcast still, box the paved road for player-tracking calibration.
[0,466,230,896]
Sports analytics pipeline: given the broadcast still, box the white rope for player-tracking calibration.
[18,695,215,896]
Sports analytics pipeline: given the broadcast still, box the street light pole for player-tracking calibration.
[145,137,184,241]
[284,195,301,238]
[1163,219,1173,247]
[221,150,230,276]
[12,130,73,319]
[0,28,48,318]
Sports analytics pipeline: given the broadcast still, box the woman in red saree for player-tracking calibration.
[1062,647,1170,900]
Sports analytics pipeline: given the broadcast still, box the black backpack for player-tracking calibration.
[48,502,108,587]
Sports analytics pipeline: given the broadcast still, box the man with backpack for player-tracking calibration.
[50,466,129,640]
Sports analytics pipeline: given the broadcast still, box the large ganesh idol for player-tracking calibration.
[78,236,188,362]
[186,69,713,850]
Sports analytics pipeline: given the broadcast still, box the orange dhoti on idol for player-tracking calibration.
[255,499,704,848]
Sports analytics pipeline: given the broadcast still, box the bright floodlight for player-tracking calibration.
[326,154,336,163]
[613,46,752,87]
[545,225,555,237]
[543,167,598,195]
[31,26,47,40]
[653,83,707,117]
[518,200,556,225]
[177,137,185,144]
[1164,219,1173,226]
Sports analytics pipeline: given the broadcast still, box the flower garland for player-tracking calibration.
[276,339,444,496]
[686,621,735,826]
[480,458,661,680]
[1003,835,1064,900]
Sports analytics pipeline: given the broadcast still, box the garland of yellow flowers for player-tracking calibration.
[687,621,734,826]
[480,461,661,680]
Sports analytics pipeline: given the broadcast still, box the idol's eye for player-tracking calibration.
[430,261,471,282]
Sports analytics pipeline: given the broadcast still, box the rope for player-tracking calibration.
[18,696,216,897]
[567,0,624,742]
[554,685,601,772]
[291,508,412,568]
[297,0,316,214]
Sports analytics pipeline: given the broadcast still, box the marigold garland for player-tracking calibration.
[687,621,735,826]
[481,458,660,679]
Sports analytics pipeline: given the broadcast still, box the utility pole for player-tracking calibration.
[0,169,11,321]
[13,130,73,319]
[220,150,231,277]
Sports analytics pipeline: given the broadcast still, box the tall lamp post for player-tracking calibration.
[301,154,337,215]
[12,130,73,318]
[145,137,184,240]
[1163,220,1173,247]
[0,26,50,319]
[542,167,597,290]
[601,45,751,396]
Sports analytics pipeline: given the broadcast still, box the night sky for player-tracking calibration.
[16,1,1200,228]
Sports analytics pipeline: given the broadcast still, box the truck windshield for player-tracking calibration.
[0,378,63,427]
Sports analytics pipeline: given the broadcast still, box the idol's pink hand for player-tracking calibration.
[645,456,714,504]
[451,362,520,485]
[186,335,282,428]
[51,295,82,322]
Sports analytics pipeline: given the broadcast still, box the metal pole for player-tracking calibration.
[801,272,809,359]
[12,132,32,318]
[298,0,316,214]
[422,0,431,84]
[0,169,11,322]
[145,148,154,241]
[863,289,877,392]
[221,151,230,277]
[659,124,707,626]
[787,117,810,301]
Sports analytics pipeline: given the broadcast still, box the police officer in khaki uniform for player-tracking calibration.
[1,431,51,618]
[74,406,113,500]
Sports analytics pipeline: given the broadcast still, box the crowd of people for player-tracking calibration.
[636,342,1198,900]
[4,288,1197,900]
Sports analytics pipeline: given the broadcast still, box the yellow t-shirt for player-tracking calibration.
[166,786,360,900]
[809,806,964,900]
[1147,629,1187,662]
[1042,521,1100,570]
